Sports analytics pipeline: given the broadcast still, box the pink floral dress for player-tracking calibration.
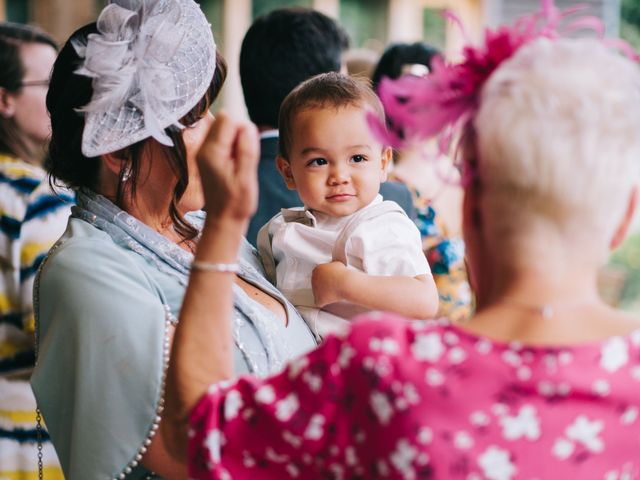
[189,314,640,479]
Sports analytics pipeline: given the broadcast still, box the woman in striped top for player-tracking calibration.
[0,22,72,480]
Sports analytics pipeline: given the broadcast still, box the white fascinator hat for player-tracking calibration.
[73,0,216,157]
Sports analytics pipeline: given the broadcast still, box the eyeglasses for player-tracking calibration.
[19,79,49,88]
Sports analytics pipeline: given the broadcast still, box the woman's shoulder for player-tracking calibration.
[40,218,155,292]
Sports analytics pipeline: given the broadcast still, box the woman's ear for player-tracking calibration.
[276,155,296,190]
[380,146,392,182]
[100,152,126,177]
[0,87,16,118]
[610,186,638,250]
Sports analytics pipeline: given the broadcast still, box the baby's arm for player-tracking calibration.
[312,261,439,319]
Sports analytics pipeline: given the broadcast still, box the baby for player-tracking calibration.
[258,72,438,340]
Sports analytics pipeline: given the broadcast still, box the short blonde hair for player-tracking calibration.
[472,38,640,257]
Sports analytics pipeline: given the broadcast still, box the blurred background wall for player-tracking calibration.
[0,0,624,118]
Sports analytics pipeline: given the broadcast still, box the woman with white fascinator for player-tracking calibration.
[31,0,316,478]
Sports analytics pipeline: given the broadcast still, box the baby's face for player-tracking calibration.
[280,104,391,217]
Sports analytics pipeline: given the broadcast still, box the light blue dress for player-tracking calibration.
[31,201,317,479]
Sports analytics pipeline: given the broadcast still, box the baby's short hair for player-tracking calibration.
[278,72,385,160]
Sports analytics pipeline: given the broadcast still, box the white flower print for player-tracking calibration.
[224,390,243,421]
[255,385,276,404]
[600,337,629,373]
[491,403,509,417]
[411,332,445,362]
[265,447,290,463]
[566,415,604,453]
[338,344,356,368]
[543,354,558,374]
[631,366,640,381]
[620,406,638,425]
[500,405,541,441]
[286,463,300,477]
[444,331,459,345]
[516,366,532,381]
[403,383,420,405]
[558,351,573,365]
[302,371,322,392]
[417,427,433,445]
[370,337,400,355]
[478,446,516,480]
[501,350,521,367]
[275,393,300,422]
[345,446,359,466]
[371,391,394,425]
[551,438,575,460]
[631,330,640,346]
[537,380,556,397]
[592,379,611,397]
[242,450,256,468]
[454,431,474,450]
[475,339,492,355]
[556,383,571,397]
[417,453,430,465]
[390,439,418,479]
[377,460,391,476]
[470,411,491,427]
[448,346,467,364]
[304,414,325,440]
[205,429,223,463]
[288,356,309,379]
[426,368,445,386]
[282,430,303,448]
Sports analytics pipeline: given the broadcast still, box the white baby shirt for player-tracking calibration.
[258,195,430,339]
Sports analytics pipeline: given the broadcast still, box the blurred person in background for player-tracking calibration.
[0,22,71,480]
[372,41,472,322]
[240,7,416,246]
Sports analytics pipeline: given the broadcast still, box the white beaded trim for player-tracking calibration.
[113,304,174,479]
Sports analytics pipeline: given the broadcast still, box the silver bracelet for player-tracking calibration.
[191,260,240,273]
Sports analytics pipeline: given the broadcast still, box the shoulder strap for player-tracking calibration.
[331,200,407,266]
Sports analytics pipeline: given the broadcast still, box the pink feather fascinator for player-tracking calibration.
[368,0,639,167]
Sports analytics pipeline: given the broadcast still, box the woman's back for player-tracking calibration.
[190,315,640,479]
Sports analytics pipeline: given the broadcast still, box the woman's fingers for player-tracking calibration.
[197,111,260,220]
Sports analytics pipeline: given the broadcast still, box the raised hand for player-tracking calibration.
[196,111,260,223]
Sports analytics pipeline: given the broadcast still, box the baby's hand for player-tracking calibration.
[312,261,347,307]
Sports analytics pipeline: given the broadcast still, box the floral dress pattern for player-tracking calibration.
[387,173,472,322]
[190,314,640,479]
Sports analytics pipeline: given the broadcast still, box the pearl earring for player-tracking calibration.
[122,166,132,182]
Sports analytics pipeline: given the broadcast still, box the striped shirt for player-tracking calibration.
[0,154,72,376]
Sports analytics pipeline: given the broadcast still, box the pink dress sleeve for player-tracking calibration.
[188,317,411,479]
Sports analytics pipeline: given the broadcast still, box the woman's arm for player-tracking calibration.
[162,113,260,462]
[313,263,439,319]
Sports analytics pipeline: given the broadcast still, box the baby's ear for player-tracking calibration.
[380,146,393,182]
[276,155,296,190]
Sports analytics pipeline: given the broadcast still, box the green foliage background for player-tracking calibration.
[610,1,640,312]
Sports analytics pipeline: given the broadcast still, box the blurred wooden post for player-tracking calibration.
[388,0,423,42]
[0,0,6,22]
[313,0,339,18]
[31,0,96,45]
[221,0,251,118]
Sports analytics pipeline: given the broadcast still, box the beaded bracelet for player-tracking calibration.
[191,260,240,273]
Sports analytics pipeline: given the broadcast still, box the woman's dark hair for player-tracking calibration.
[0,22,57,162]
[46,23,227,243]
[371,42,440,92]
